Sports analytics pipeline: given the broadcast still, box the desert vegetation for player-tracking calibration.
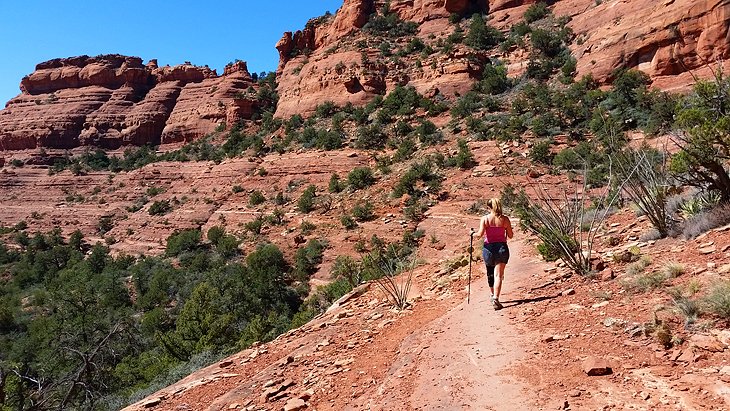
[3,4,730,410]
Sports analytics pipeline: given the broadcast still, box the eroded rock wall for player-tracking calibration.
[273,0,730,118]
[0,55,260,150]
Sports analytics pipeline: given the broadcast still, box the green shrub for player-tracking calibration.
[300,220,317,235]
[446,139,476,169]
[623,271,667,293]
[352,201,376,222]
[393,137,417,162]
[166,229,202,256]
[529,140,553,164]
[393,160,443,198]
[340,214,357,229]
[146,186,165,197]
[98,216,114,234]
[249,190,266,206]
[328,173,343,193]
[292,239,327,282]
[274,191,287,205]
[355,125,388,149]
[13,220,28,231]
[416,120,443,145]
[347,167,376,190]
[149,200,172,215]
[207,226,225,245]
[330,255,361,286]
[473,64,511,95]
[524,2,550,23]
[403,197,430,222]
[244,216,265,235]
[364,3,418,37]
[297,185,317,213]
[232,185,244,193]
[315,101,339,118]
[464,14,504,51]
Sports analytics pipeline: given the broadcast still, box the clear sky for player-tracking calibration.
[0,0,343,105]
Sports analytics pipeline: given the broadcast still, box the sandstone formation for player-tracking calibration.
[0,55,261,150]
[553,0,730,89]
[274,0,730,118]
[3,1,730,149]
[274,0,491,118]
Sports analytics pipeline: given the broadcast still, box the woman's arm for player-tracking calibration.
[475,216,486,238]
[504,217,514,239]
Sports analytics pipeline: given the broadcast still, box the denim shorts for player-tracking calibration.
[482,242,509,267]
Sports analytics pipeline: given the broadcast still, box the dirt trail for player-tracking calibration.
[369,238,543,410]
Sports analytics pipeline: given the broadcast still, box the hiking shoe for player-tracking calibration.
[493,299,503,310]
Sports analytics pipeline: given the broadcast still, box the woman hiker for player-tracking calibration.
[475,197,514,310]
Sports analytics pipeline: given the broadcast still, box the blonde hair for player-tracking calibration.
[489,198,503,217]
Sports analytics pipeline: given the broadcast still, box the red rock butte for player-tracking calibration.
[0,55,259,150]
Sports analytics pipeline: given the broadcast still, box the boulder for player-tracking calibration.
[582,356,612,376]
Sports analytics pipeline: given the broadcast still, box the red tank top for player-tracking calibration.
[484,226,506,243]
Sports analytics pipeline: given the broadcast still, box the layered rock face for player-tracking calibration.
[556,0,730,89]
[274,0,730,118]
[0,55,260,150]
[275,0,490,118]
[2,0,729,149]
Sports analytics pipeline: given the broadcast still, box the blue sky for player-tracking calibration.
[0,0,343,104]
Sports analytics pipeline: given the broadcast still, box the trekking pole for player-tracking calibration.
[468,228,474,304]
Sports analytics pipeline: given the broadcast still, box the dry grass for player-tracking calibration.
[663,261,685,278]
[625,255,652,276]
[668,286,701,326]
[705,280,730,319]
[679,203,730,239]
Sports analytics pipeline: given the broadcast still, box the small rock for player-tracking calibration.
[592,301,610,309]
[699,246,716,255]
[624,323,644,337]
[561,288,576,296]
[719,366,730,375]
[219,359,233,368]
[689,334,726,352]
[639,391,650,400]
[582,356,612,376]
[568,390,581,397]
[143,397,163,408]
[603,317,624,327]
[600,268,614,281]
[298,389,315,401]
[280,355,295,366]
[676,349,695,363]
[334,358,354,367]
[283,398,307,411]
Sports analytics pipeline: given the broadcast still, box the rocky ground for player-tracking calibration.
[119,219,730,411]
[2,137,729,410]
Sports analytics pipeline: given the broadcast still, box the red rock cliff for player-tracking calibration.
[3,0,730,149]
[0,55,260,150]
[273,0,730,118]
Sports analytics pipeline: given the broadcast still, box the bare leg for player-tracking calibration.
[494,263,506,300]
